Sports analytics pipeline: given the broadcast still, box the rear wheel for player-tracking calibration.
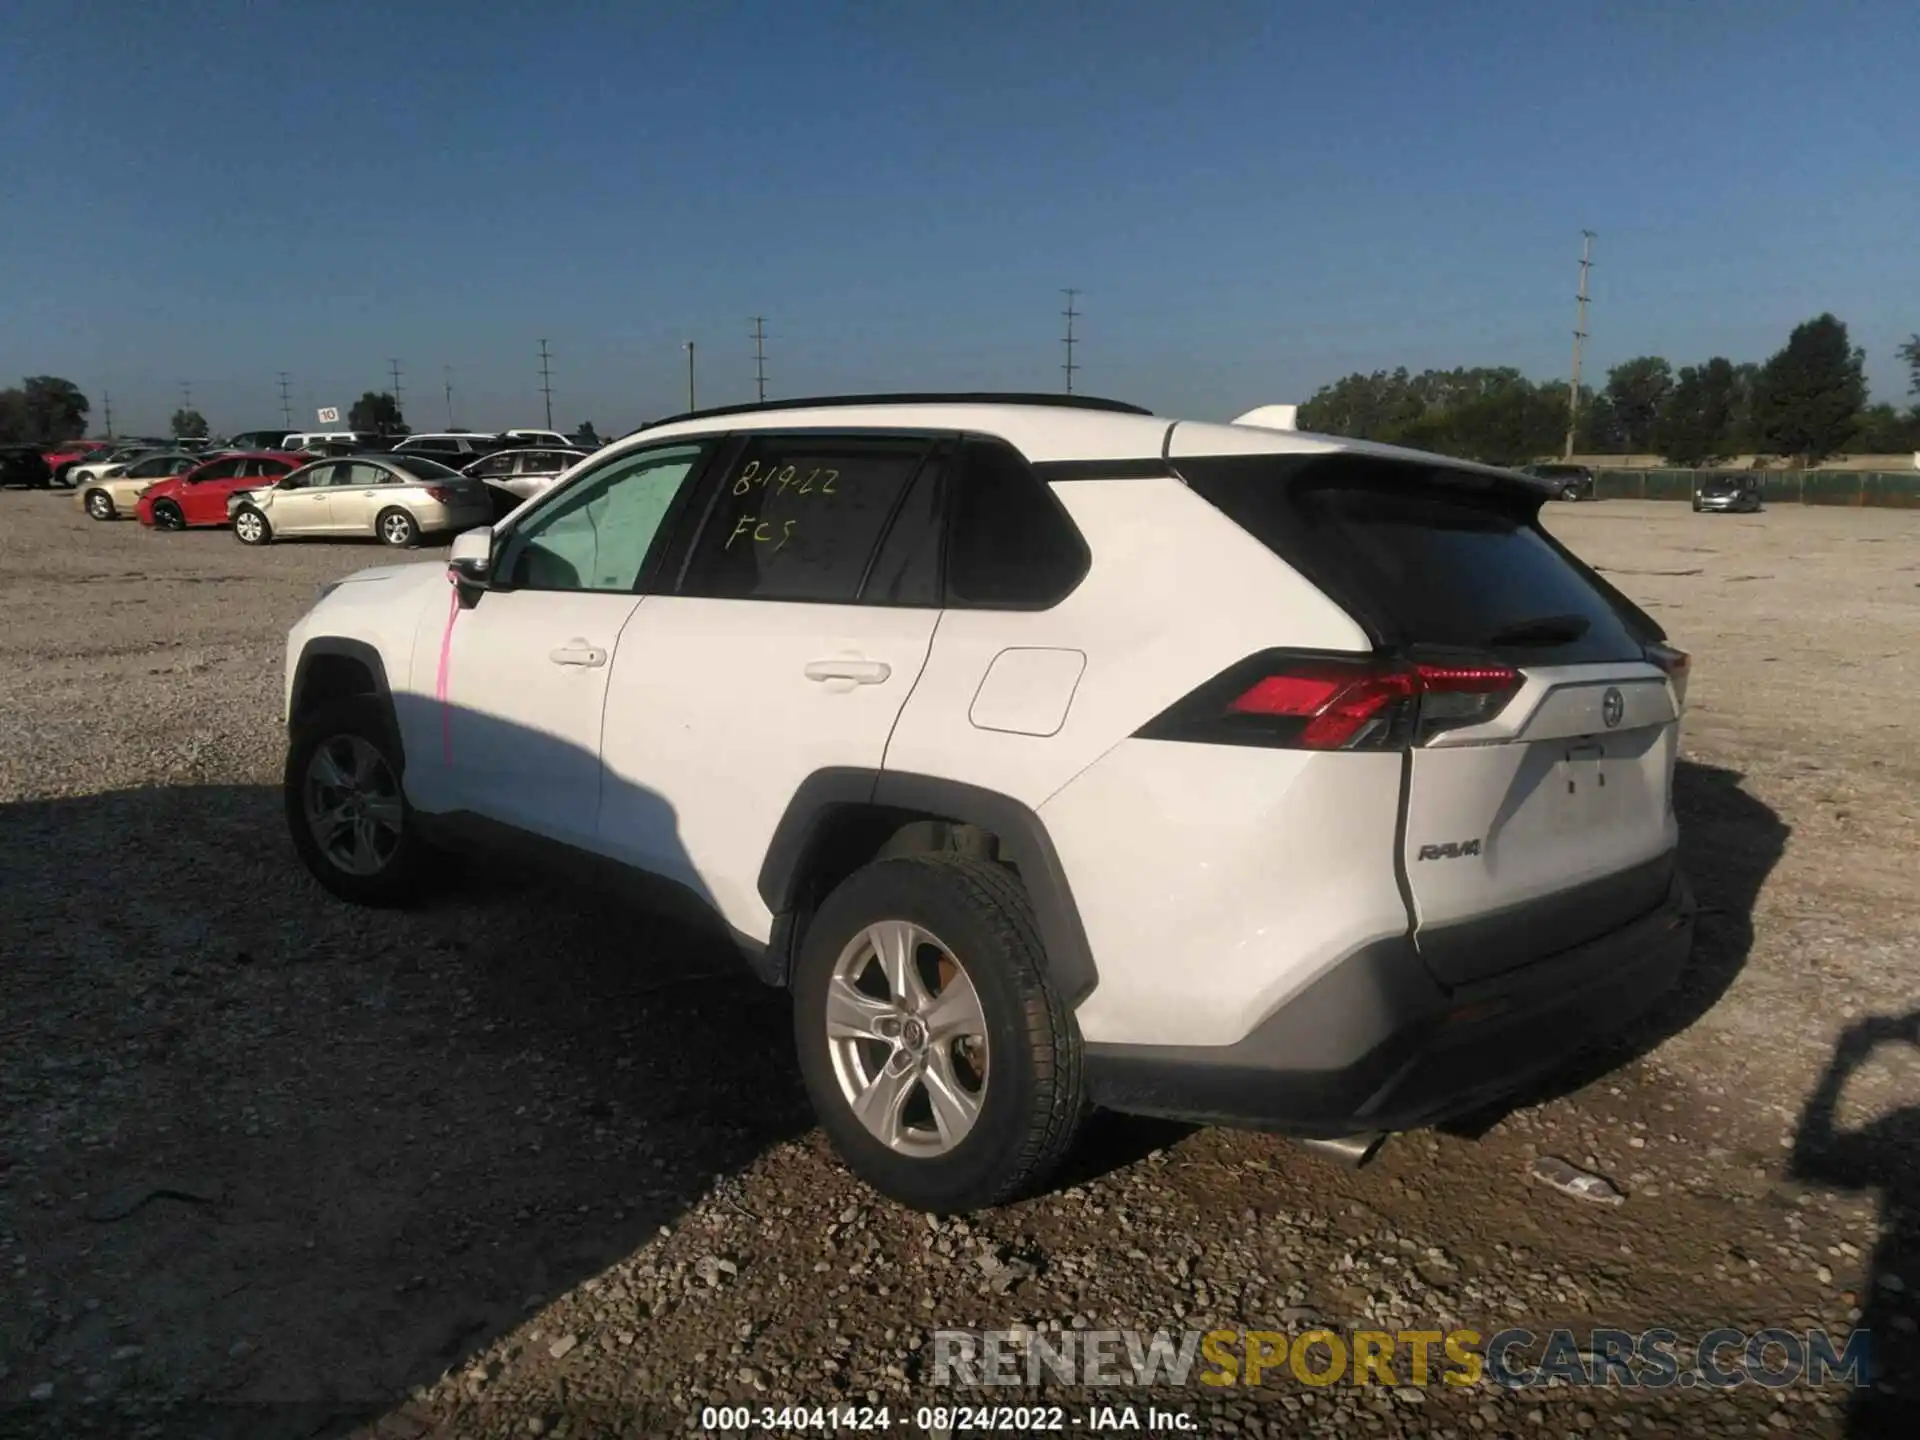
[1560,484,1582,502]
[377,507,418,547]
[84,489,115,521]
[233,505,271,544]
[792,854,1086,1212]
[284,697,431,906]
[151,499,186,530]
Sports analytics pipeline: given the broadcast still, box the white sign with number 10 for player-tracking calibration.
[317,406,340,424]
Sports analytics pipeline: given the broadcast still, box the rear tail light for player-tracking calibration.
[1646,642,1691,709]
[425,485,454,503]
[1138,652,1522,751]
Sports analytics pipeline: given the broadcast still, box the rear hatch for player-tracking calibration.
[1176,450,1684,986]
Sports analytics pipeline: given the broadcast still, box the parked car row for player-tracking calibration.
[21,429,595,546]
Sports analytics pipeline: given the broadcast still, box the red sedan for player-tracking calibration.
[43,439,115,486]
[135,451,305,530]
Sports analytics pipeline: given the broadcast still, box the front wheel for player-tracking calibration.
[151,499,186,531]
[792,854,1086,1212]
[284,697,431,906]
[1560,484,1582,502]
[84,490,115,521]
[377,507,419,547]
[233,505,271,544]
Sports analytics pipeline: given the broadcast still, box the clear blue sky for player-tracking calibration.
[3,0,1916,435]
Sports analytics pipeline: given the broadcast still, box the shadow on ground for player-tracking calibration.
[0,776,813,1439]
[1442,756,1788,1134]
[1791,1014,1920,1436]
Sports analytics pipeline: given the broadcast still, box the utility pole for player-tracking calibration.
[180,380,193,411]
[537,339,554,429]
[1565,231,1595,459]
[277,372,293,430]
[750,317,768,402]
[1061,289,1081,395]
[684,341,697,411]
[388,358,403,416]
[444,366,455,427]
[103,391,114,437]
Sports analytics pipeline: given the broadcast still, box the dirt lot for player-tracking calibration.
[2,494,1916,1439]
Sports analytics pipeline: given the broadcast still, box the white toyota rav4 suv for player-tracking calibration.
[280,393,1695,1212]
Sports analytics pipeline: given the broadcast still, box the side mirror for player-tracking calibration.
[448,525,495,587]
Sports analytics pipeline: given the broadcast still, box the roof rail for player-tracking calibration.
[635,391,1154,431]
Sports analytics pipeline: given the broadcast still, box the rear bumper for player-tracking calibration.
[1083,871,1695,1136]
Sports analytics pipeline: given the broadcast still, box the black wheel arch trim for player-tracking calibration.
[288,637,396,735]
[756,768,1100,1005]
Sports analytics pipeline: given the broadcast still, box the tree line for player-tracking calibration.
[1298,315,1920,468]
[0,381,601,449]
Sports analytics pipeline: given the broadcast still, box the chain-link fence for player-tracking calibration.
[1592,469,1920,508]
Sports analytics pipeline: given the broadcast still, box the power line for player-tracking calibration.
[1061,289,1081,395]
[751,317,768,402]
[537,339,554,429]
[277,372,293,430]
[1565,231,1595,459]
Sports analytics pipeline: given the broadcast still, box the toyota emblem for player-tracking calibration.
[1601,687,1625,729]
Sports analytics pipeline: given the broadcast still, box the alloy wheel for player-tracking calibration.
[86,492,112,520]
[825,920,989,1156]
[381,512,416,545]
[302,734,403,877]
[235,511,264,543]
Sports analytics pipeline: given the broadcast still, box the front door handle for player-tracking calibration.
[804,658,891,685]
[549,641,608,668]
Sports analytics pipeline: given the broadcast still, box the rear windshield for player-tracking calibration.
[1179,453,1651,664]
[387,455,462,479]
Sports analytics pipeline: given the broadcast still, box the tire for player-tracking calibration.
[84,489,115,521]
[792,853,1086,1212]
[377,507,418,547]
[233,505,271,544]
[151,499,186,531]
[55,464,76,488]
[1560,485,1581,502]
[1691,498,1703,513]
[283,696,431,907]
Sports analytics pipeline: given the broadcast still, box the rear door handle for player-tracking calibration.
[549,642,608,668]
[804,658,891,685]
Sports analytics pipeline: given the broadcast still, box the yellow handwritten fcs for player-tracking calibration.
[730,460,839,497]
[725,515,798,552]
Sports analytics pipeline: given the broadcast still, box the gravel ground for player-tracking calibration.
[1,493,1916,1439]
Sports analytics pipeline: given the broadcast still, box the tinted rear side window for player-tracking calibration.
[943,438,1089,609]
[1180,453,1648,664]
[678,435,933,604]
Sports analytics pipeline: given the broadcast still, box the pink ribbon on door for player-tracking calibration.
[434,576,460,763]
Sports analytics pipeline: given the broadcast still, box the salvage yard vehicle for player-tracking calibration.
[1518,461,1598,501]
[461,445,584,514]
[278,392,1695,1213]
[64,443,164,492]
[1,444,56,489]
[76,450,200,520]
[135,450,303,529]
[1693,475,1763,513]
[230,452,492,547]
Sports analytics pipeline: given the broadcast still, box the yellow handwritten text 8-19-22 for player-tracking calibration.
[732,461,839,497]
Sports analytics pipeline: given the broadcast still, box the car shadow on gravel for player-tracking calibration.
[1790,1013,1920,1435]
[1442,756,1789,1133]
[0,768,813,1439]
